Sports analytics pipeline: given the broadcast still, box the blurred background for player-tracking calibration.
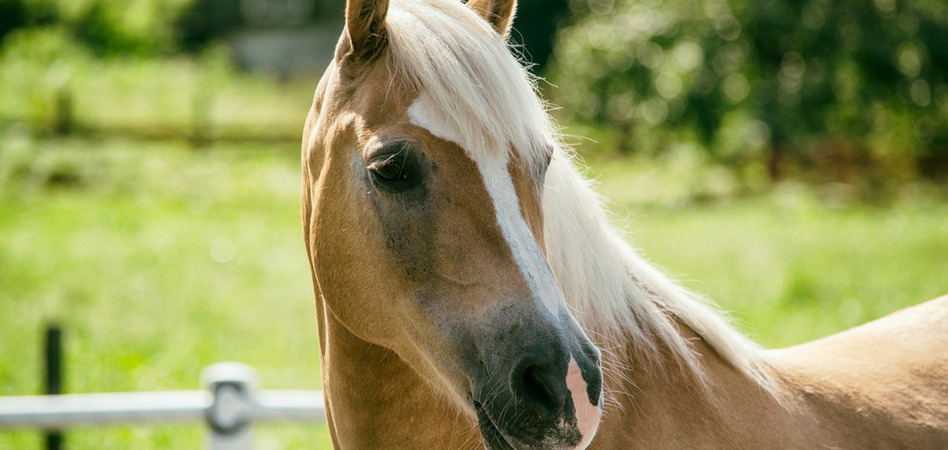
[1,0,946,447]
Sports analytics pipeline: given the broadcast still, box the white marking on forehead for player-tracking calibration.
[408,94,560,316]
[408,92,466,146]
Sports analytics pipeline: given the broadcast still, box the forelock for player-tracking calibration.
[385,0,558,171]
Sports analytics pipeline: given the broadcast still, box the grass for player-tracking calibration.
[616,190,948,348]
[0,136,331,449]
[582,154,948,347]
[0,34,317,140]
[1,134,946,448]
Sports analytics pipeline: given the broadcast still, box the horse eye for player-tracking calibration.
[369,155,406,182]
[366,140,426,193]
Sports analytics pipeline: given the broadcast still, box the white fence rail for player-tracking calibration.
[0,362,325,450]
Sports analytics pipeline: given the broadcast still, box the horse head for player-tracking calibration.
[302,0,602,447]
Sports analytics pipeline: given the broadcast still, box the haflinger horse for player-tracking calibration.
[300,0,948,448]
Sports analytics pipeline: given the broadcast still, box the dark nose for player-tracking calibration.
[511,354,569,419]
[469,302,604,447]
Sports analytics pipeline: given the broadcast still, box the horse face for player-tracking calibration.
[301,0,603,448]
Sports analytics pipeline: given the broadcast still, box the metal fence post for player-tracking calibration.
[44,325,63,450]
[202,363,257,450]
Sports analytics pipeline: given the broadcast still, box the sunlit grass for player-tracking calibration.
[586,154,948,347]
[623,197,948,347]
[0,137,330,448]
[0,40,317,139]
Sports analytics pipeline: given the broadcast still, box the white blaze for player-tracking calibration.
[409,94,601,447]
[408,93,559,315]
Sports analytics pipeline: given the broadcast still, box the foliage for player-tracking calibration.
[508,0,571,71]
[0,25,100,134]
[551,0,948,181]
[0,0,193,55]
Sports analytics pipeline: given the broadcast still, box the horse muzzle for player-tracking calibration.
[466,307,603,450]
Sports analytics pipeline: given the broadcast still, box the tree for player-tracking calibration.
[551,0,948,180]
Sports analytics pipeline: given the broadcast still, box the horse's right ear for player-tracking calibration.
[467,0,517,37]
[342,0,390,62]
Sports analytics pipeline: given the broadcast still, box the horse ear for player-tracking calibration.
[467,0,517,37]
[344,0,390,62]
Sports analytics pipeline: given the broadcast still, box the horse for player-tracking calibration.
[300,0,948,448]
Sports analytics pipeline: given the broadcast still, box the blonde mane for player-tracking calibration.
[385,0,772,390]
[386,0,552,172]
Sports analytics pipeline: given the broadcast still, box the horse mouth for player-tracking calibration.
[473,400,582,450]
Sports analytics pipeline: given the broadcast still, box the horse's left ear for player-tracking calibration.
[343,0,390,62]
[467,0,517,37]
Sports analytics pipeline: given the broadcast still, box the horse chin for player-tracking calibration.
[474,401,586,450]
[475,402,517,450]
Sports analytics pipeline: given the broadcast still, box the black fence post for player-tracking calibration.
[52,85,74,136]
[44,324,63,450]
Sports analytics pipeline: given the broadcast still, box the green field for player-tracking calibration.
[1,137,946,448]
[0,137,330,448]
[587,154,948,347]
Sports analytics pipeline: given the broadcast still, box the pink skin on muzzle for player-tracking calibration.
[566,356,601,449]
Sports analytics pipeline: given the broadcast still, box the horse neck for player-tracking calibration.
[543,156,764,381]
[594,320,810,448]
[315,300,481,448]
[542,157,823,446]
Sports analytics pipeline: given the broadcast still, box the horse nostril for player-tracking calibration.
[513,362,563,416]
